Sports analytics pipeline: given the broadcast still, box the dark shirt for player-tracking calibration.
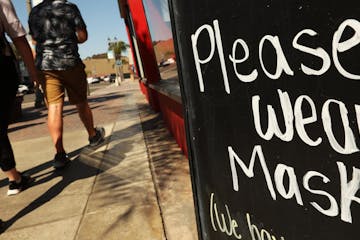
[29,0,86,70]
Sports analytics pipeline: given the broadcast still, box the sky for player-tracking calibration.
[12,0,129,59]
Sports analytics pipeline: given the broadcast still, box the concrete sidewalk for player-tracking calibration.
[2,80,198,240]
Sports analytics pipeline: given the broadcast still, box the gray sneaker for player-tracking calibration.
[89,127,105,147]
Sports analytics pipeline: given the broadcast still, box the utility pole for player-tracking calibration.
[108,37,123,86]
[26,0,32,14]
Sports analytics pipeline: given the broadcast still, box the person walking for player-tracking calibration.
[28,0,105,169]
[0,0,38,195]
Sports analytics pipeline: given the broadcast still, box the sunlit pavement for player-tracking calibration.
[3,79,197,240]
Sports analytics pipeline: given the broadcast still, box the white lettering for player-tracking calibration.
[210,193,242,239]
[210,193,285,239]
[293,29,331,75]
[252,90,294,142]
[259,35,294,79]
[356,104,360,135]
[294,95,322,146]
[191,24,216,92]
[191,18,360,95]
[213,20,231,93]
[333,19,360,80]
[247,213,285,240]
[337,162,360,223]
[247,213,261,240]
[229,39,258,82]
[303,171,339,217]
[322,99,359,154]
[274,164,304,205]
[228,145,276,200]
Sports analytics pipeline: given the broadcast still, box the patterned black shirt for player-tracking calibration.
[29,0,86,70]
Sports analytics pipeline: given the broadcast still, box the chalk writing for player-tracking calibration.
[210,192,242,239]
[210,193,285,240]
[189,14,360,239]
[252,89,359,154]
[191,19,360,94]
[228,145,360,223]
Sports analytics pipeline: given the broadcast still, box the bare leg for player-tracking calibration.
[4,168,21,182]
[76,101,96,138]
[47,102,65,153]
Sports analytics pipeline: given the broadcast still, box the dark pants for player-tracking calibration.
[0,56,19,171]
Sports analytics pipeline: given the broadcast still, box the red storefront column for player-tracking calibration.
[119,0,188,157]
[126,0,160,111]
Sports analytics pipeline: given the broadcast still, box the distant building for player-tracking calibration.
[82,56,129,77]
[153,39,175,65]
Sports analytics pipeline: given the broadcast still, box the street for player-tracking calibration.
[22,81,112,104]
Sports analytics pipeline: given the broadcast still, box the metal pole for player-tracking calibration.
[26,0,32,14]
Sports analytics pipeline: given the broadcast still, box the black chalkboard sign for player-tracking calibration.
[168,0,360,239]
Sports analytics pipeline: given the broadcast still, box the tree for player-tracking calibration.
[108,39,129,59]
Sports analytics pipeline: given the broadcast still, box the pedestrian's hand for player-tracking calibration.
[29,74,40,89]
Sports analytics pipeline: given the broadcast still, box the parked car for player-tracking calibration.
[109,73,116,82]
[159,57,176,67]
[103,75,110,82]
[17,84,29,94]
[87,77,100,84]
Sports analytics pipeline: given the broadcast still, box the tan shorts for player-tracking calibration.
[39,63,88,105]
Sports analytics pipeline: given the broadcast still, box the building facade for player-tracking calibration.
[117,0,187,156]
[82,56,130,78]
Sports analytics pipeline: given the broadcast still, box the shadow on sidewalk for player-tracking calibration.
[1,94,182,235]
[9,92,125,132]
[0,128,133,232]
[1,148,105,232]
[139,103,189,192]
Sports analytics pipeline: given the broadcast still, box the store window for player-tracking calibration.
[126,9,145,79]
[142,0,178,81]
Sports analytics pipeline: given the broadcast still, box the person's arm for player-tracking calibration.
[12,36,39,85]
[76,28,88,44]
[72,4,87,44]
